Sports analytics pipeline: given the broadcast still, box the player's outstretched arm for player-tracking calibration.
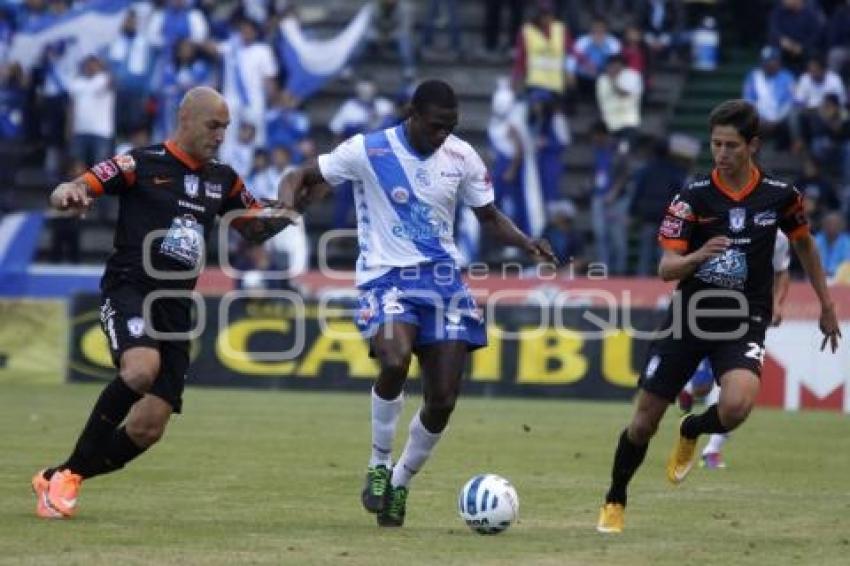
[791,233,841,352]
[472,203,558,264]
[658,236,730,281]
[48,177,96,216]
[276,163,332,213]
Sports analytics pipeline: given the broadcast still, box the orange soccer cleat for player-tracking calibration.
[46,469,83,517]
[31,470,62,519]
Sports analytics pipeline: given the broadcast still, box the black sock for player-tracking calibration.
[605,429,649,506]
[80,427,147,480]
[61,377,142,477]
[681,404,728,440]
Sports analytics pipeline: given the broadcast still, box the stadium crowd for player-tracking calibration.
[1,0,849,281]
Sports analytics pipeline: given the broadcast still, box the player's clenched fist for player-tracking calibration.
[49,182,92,215]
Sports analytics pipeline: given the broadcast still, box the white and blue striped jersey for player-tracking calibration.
[317,124,495,286]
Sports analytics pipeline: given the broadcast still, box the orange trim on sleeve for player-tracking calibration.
[228,176,245,199]
[164,140,203,170]
[711,166,760,202]
[786,225,809,241]
[82,171,104,196]
[659,238,688,252]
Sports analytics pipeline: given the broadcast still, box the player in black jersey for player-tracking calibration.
[596,99,841,533]
[31,87,310,519]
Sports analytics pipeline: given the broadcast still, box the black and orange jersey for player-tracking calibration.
[657,166,808,321]
[84,140,262,291]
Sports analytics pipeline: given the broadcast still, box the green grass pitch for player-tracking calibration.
[1,383,849,565]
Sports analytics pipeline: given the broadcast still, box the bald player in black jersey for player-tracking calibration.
[596,99,841,533]
[31,86,317,519]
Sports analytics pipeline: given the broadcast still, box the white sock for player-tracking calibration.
[703,433,728,456]
[369,388,404,468]
[391,409,441,488]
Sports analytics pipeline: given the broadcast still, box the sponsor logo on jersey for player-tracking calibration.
[668,197,694,220]
[146,148,167,155]
[381,288,405,314]
[415,168,430,187]
[178,199,205,213]
[440,170,462,178]
[91,160,119,182]
[127,317,145,338]
[753,210,777,226]
[445,311,466,332]
[204,182,223,199]
[690,179,710,188]
[390,186,410,204]
[645,355,661,379]
[660,217,684,238]
[184,174,200,198]
[113,154,136,173]
[729,207,746,233]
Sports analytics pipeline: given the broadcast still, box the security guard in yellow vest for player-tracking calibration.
[512,0,572,98]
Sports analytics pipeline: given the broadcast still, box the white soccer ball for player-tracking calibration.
[458,474,519,535]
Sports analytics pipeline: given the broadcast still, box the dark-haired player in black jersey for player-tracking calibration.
[31,86,317,519]
[596,99,841,533]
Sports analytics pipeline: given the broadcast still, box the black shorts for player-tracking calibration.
[638,320,768,403]
[99,284,191,413]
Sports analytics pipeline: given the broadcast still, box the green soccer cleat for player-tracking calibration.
[377,485,408,527]
[361,465,391,513]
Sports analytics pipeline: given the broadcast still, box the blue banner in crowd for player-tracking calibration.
[8,0,132,70]
[279,3,373,101]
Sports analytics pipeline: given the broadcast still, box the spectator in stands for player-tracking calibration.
[511,0,575,110]
[251,145,294,201]
[481,0,524,59]
[420,0,463,59]
[826,0,850,77]
[147,0,209,54]
[488,78,523,226]
[220,119,257,180]
[637,0,685,64]
[206,17,277,155]
[68,54,115,169]
[155,38,214,142]
[799,93,850,185]
[530,88,570,207]
[621,25,649,85]
[367,0,416,81]
[589,120,630,275]
[596,54,644,149]
[630,137,687,276]
[743,46,796,150]
[794,54,847,109]
[768,0,824,74]
[34,37,76,174]
[815,211,850,277]
[0,9,13,65]
[795,157,840,233]
[541,199,586,273]
[573,17,621,98]
[0,61,27,141]
[265,88,311,163]
[328,78,395,228]
[107,9,155,137]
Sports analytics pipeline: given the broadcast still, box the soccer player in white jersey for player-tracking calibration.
[278,79,556,527]
[677,231,792,469]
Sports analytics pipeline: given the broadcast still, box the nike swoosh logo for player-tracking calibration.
[153,177,172,185]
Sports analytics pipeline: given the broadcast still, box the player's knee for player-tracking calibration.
[119,361,160,393]
[376,350,412,381]
[126,417,167,448]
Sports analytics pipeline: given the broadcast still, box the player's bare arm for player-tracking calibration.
[790,233,841,352]
[772,269,790,326]
[231,207,298,244]
[49,177,96,215]
[472,203,558,264]
[276,163,332,212]
[658,236,730,281]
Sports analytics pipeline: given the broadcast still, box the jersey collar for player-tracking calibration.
[165,140,203,171]
[395,124,431,161]
[711,165,760,202]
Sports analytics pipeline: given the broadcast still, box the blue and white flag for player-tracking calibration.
[511,101,546,238]
[279,3,373,101]
[9,0,132,71]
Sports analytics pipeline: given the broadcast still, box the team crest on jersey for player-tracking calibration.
[415,168,430,187]
[390,186,410,204]
[445,311,466,332]
[729,208,746,232]
[127,317,145,338]
[382,287,405,314]
[753,210,777,226]
[204,182,222,199]
[184,174,200,198]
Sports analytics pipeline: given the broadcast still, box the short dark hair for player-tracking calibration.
[411,79,457,114]
[708,99,760,142]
